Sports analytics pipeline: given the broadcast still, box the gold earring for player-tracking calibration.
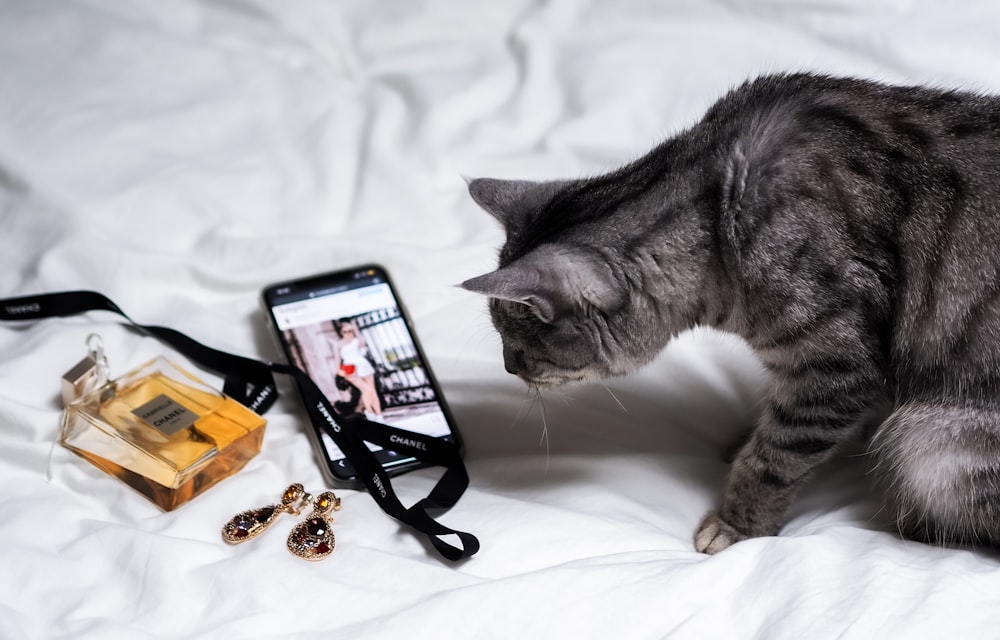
[222,483,306,544]
[287,491,341,561]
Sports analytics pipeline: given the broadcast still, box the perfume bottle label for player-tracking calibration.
[132,394,198,436]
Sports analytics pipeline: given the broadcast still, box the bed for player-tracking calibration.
[3,1,1000,638]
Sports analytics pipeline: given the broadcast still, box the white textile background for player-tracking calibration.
[2,1,1000,638]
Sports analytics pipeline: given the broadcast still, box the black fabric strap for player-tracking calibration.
[0,290,479,561]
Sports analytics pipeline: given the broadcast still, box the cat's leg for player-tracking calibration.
[870,401,1000,547]
[723,428,754,464]
[695,356,885,554]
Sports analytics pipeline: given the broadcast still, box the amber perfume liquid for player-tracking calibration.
[60,357,266,511]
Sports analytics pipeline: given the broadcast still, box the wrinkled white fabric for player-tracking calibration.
[3,1,1000,638]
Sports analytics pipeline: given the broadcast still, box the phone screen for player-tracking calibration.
[262,266,458,480]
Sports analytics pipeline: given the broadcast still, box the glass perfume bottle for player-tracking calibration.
[60,336,267,511]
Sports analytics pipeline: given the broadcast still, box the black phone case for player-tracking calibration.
[260,264,462,485]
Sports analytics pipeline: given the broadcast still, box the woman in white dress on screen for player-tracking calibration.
[331,320,383,420]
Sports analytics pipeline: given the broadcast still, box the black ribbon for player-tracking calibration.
[0,290,479,561]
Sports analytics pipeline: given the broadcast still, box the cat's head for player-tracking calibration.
[461,176,707,387]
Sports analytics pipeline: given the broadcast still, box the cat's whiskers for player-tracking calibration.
[510,386,555,474]
[602,383,629,415]
[509,386,537,430]
[535,386,551,473]
[546,386,576,405]
[462,320,503,352]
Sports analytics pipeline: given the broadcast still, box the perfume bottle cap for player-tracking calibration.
[60,334,109,405]
[61,355,98,405]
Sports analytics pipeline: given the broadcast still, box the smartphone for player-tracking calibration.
[261,265,461,483]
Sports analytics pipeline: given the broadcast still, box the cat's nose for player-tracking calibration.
[502,345,526,375]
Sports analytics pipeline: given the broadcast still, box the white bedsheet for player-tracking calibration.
[3,1,1000,638]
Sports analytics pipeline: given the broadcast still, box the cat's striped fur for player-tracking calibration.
[462,73,1000,553]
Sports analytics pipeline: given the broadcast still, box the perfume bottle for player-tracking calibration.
[60,336,267,511]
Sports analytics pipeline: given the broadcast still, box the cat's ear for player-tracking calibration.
[467,178,567,231]
[460,245,621,322]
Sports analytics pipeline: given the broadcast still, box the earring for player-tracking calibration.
[287,491,341,561]
[222,483,306,544]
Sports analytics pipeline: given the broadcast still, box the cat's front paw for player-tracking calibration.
[694,511,747,554]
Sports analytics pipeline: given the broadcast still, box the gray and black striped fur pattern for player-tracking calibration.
[461,72,1000,554]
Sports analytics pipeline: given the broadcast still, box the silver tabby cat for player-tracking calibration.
[461,72,1000,554]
